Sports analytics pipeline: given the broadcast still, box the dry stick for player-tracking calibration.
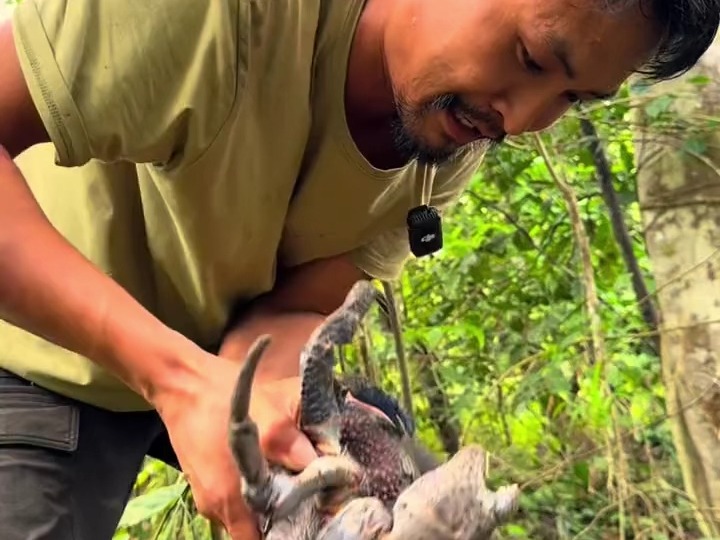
[337,344,347,374]
[534,132,636,540]
[381,280,415,424]
[209,522,228,540]
[358,321,379,386]
[414,345,461,455]
[533,134,605,367]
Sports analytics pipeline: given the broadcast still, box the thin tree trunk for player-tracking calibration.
[578,113,659,350]
[358,322,378,386]
[414,348,460,455]
[535,132,637,538]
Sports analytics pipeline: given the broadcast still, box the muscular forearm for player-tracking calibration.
[218,308,325,381]
[0,147,200,404]
[218,256,367,380]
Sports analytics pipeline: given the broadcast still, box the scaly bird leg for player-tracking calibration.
[273,455,362,521]
[229,335,362,525]
[300,280,377,455]
[228,335,280,515]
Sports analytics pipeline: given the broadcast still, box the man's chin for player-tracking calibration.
[390,117,494,166]
[411,139,491,167]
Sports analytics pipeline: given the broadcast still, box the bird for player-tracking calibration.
[227,280,520,539]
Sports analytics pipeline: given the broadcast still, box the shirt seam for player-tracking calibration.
[12,1,92,166]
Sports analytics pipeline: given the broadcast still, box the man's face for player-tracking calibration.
[382,0,662,164]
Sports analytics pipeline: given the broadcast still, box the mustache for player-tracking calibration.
[426,94,506,142]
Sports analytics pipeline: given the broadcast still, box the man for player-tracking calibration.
[0,0,716,538]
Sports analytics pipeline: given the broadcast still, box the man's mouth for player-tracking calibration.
[454,108,479,131]
[444,107,484,145]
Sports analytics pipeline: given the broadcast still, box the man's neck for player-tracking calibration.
[344,0,409,170]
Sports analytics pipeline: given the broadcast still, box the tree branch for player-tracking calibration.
[534,133,606,367]
[578,113,659,351]
[381,280,415,424]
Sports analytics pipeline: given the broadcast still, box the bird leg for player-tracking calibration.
[228,334,278,515]
[273,455,362,521]
[300,280,377,456]
[228,334,361,524]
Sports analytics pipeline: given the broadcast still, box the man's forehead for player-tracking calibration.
[539,29,622,98]
[523,1,660,90]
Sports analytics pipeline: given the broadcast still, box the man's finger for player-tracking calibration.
[222,499,262,540]
[226,521,261,540]
[275,431,318,471]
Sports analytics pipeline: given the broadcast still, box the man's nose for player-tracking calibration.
[492,89,571,136]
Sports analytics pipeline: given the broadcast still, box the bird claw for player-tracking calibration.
[228,334,363,525]
[299,280,377,454]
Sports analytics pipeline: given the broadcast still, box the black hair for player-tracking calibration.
[604,0,720,80]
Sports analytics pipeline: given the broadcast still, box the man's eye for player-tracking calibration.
[520,43,543,74]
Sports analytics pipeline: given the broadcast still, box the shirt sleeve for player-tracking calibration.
[350,155,484,280]
[12,0,244,168]
[350,226,411,281]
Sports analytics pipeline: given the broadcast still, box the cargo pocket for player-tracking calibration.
[0,370,79,452]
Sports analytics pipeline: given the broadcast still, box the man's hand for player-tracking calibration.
[171,258,366,537]
[154,352,318,539]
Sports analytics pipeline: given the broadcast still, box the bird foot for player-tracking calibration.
[228,334,362,525]
[273,455,362,521]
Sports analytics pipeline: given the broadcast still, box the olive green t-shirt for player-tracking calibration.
[6,0,485,411]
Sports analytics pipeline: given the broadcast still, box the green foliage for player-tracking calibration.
[113,458,218,540]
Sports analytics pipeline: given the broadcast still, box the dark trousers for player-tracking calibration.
[0,368,181,540]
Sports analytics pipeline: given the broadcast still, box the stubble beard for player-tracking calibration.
[390,93,499,167]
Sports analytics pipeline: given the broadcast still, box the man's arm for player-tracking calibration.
[0,19,202,406]
[0,15,338,538]
[219,255,368,381]
[0,10,334,538]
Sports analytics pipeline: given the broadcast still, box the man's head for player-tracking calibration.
[377,0,719,165]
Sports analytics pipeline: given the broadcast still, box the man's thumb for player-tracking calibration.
[279,433,318,471]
